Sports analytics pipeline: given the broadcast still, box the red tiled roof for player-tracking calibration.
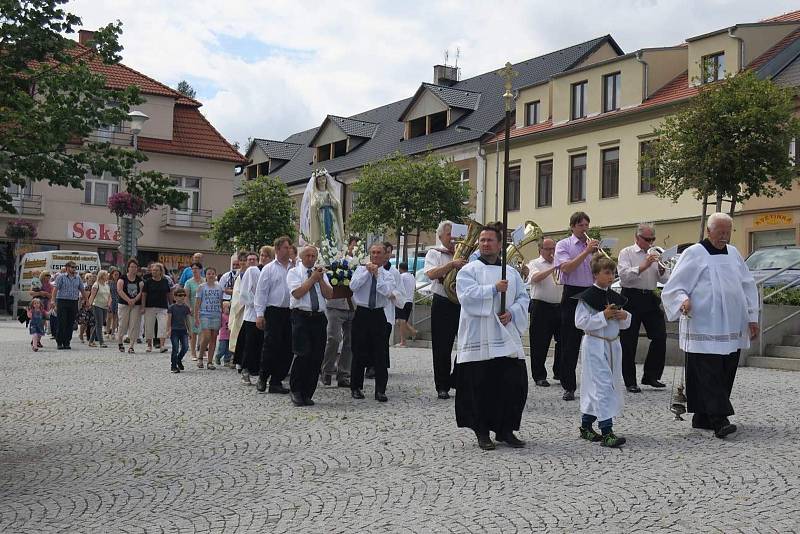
[138,105,246,164]
[747,27,800,70]
[763,10,800,23]
[641,71,697,107]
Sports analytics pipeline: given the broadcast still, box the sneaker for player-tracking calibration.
[562,390,575,401]
[579,426,603,442]
[241,371,253,386]
[601,432,626,448]
[224,361,234,369]
[213,356,221,366]
[236,364,242,373]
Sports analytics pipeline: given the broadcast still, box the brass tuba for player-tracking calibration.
[506,220,543,278]
[444,218,483,304]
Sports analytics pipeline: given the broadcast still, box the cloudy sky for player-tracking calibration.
[69,0,798,150]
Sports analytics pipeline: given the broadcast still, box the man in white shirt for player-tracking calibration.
[617,223,670,392]
[287,246,333,407]
[424,220,467,400]
[219,252,245,302]
[526,238,562,387]
[254,236,293,394]
[395,262,418,347]
[349,243,396,402]
[232,251,259,380]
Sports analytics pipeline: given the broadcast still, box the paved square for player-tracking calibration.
[0,322,798,533]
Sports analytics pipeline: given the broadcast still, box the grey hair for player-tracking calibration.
[636,222,655,235]
[436,220,453,238]
[300,245,318,255]
[707,212,733,230]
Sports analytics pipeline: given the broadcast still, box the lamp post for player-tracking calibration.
[497,62,517,314]
[454,125,501,221]
[128,110,149,150]
[119,110,149,260]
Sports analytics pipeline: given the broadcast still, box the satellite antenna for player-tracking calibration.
[455,47,460,69]
[444,49,449,66]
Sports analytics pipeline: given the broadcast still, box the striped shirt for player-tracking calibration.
[54,273,83,301]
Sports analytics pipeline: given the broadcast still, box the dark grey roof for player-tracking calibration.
[252,138,302,160]
[421,83,481,110]
[774,52,800,86]
[265,35,621,186]
[328,115,379,138]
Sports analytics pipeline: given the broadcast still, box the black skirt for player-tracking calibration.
[455,357,528,434]
[686,351,739,417]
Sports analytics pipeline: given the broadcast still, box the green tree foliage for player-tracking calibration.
[208,176,296,252]
[175,80,196,99]
[349,152,469,241]
[0,0,186,213]
[646,70,800,225]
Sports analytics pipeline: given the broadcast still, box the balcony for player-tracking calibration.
[86,125,134,146]
[160,207,212,231]
[1,194,43,217]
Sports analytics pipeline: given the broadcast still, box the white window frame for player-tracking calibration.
[173,176,201,212]
[84,171,119,206]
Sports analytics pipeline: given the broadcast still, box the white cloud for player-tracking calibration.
[67,0,799,148]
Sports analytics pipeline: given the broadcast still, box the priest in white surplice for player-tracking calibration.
[661,213,759,439]
[455,223,530,451]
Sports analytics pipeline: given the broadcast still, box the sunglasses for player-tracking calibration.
[638,235,656,243]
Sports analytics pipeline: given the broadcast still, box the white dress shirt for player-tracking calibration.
[349,265,395,309]
[239,265,262,322]
[383,265,403,325]
[400,272,416,305]
[423,248,454,298]
[617,244,670,290]
[254,259,291,315]
[286,264,327,313]
[526,256,563,304]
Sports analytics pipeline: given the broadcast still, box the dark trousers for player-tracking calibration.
[170,330,189,368]
[289,310,327,399]
[56,299,79,347]
[351,306,389,393]
[528,299,561,381]
[49,313,58,336]
[241,321,262,375]
[687,351,739,428]
[260,307,292,385]
[430,294,460,391]
[620,288,667,386]
[233,321,248,367]
[559,285,588,392]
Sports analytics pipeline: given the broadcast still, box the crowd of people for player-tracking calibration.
[23,210,759,451]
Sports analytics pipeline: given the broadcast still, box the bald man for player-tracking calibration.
[526,238,562,387]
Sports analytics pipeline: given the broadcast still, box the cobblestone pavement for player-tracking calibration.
[1,321,799,533]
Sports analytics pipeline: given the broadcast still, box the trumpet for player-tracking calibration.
[647,246,672,270]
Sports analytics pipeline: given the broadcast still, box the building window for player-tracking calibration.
[571,81,587,120]
[603,72,621,112]
[173,176,200,212]
[408,117,426,138]
[601,148,619,198]
[6,179,32,197]
[84,171,119,206]
[429,111,447,133]
[459,169,470,204]
[702,52,725,83]
[246,165,257,179]
[507,166,520,211]
[790,137,797,166]
[332,139,347,158]
[569,154,586,203]
[536,160,553,208]
[639,141,657,193]
[524,101,540,126]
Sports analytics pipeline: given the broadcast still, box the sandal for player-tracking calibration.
[88,342,97,348]
[128,347,135,354]
[118,344,125,353]
[197,361,204,369]
[99,344,108,348]
[206,362,216,370]
[146,347,153,353]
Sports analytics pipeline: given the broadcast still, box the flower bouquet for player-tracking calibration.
[5,219,37,240]
[107,192,146,218]
[318,236,367,299]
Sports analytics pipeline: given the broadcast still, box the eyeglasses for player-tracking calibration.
[638,235,656,243]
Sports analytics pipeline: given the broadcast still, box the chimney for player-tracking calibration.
[433,64,459,87]
[78,30,96,46]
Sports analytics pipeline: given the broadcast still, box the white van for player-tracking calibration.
[15,250,101,310]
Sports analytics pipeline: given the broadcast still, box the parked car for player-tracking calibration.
[746,246,800,288]
[414,269,433,297]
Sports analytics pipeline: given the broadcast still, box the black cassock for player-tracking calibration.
[455,357,528,435]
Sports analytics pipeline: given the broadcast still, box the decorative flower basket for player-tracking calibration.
[331,285,353,299]
[107,192,146,218]
[5,219,37,240]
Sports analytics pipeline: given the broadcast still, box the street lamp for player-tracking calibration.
[121,110,149,261]
[455,125,501,221]
[127,110,149,150]
[497,61,518,314]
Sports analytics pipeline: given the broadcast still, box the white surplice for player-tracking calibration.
[455,260,530,363]
[382,265,404,325]
[576,299,631,421]
[661,243,758,355]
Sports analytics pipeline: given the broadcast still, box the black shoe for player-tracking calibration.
[626,385,642,393]
[552,374,560,381]
[475,431,495,451]
[496,432,526,448]
[642,378,666,388]
[321,374,332,386]
[714,423,737,438]
[692,416,715,430]
[337,379,351,388]
[374,391,388,402]
[303,397,315,406]
[177,362,184,371]
[268,384,290,394]
[256,377,267,393]
[171,367,179,374]
[562,390,575,401]
[290,392,305,406]
[365,367,375,379]
[57,344,65,350]
[64,345,71,350]
[437,389,451,400]
[535,379,550,387]
[351,388,365,399]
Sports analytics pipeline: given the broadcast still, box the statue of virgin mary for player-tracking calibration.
[300,169,345,247]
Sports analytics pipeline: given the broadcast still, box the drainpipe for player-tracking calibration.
[728,26,744,72]
[476,145,486,223]
[635,50,648,101]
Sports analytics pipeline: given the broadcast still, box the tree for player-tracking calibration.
[175,79,196,99]
[0,0,187,215]
[647,69,800,238]
[349,152,469,261]
[208,175,296,252]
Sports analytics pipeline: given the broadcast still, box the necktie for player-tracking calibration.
[307,269,319,312]
[368,273,377,308]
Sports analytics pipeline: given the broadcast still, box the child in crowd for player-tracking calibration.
[214,300,232,367]
[194,267,222,370]
[28,298,47,352]
[575,254,631,448]
[166,288,192,373]
[78,272,96,343]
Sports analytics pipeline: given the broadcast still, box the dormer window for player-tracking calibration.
[246,139,302,178]
[702,52,725,83]
[602,72,621,112]
[400,83,481,140]
[571,81,588,120]
[309,115,377,162]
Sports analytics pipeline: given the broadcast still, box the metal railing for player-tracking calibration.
[86,125,133,146]
[409,281,433,327]
[757,258,800,356]
[160,207,212,230]
[8,194,42,216]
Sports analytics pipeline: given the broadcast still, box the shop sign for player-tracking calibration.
[753,213,793,227]
[159,253,193,270]
[68,221,120,243]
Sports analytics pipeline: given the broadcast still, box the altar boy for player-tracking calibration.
[574,254,631,448]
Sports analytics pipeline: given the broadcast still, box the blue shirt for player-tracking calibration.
[179,266,204,287]
[54,273,83,300]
